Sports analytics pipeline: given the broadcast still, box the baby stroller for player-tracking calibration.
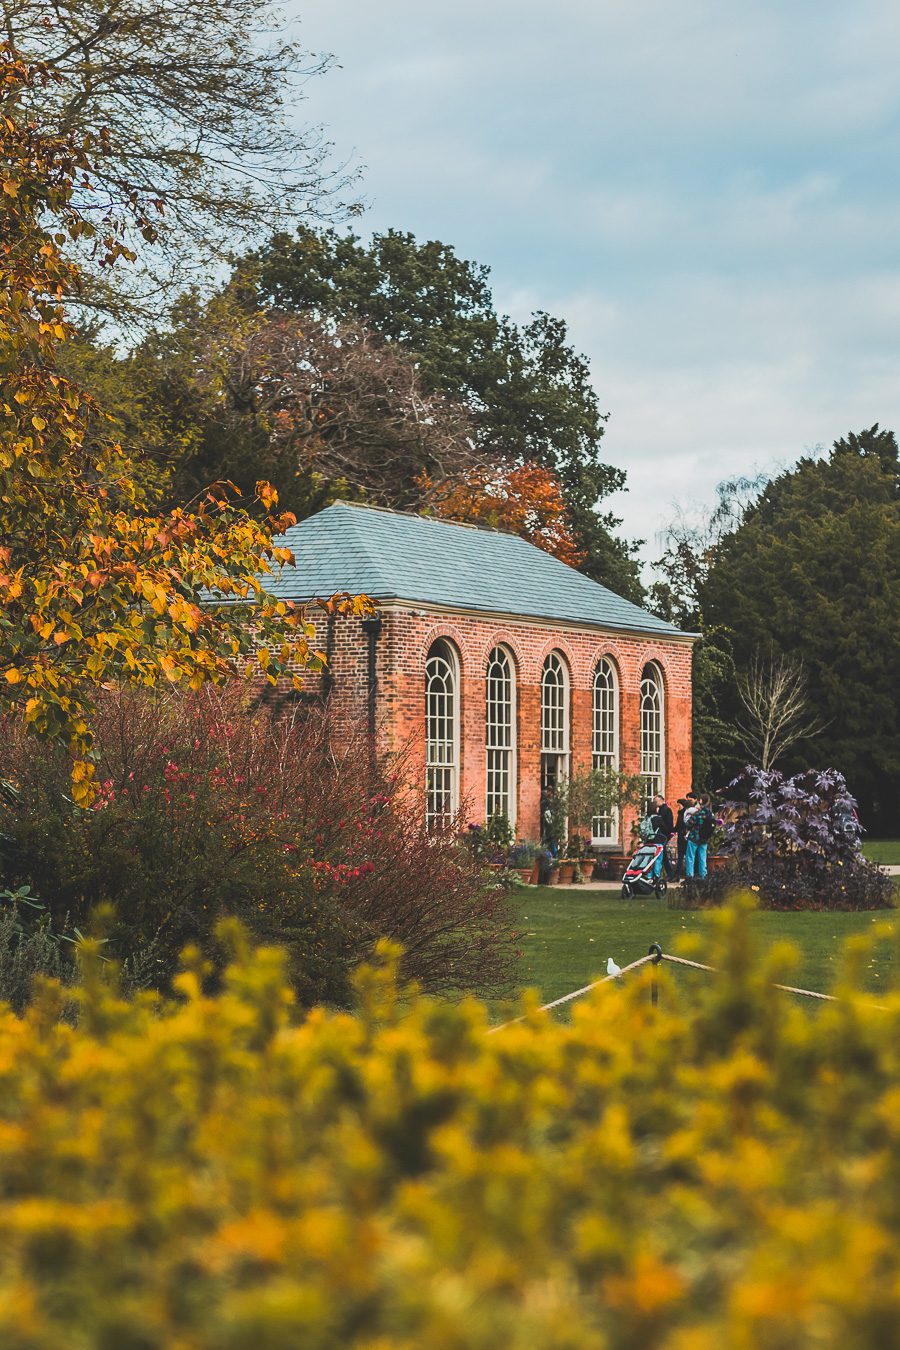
[621,840,668,898]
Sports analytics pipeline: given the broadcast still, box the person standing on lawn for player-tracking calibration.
[674,794,695,878]
[685,793,715,880]
[540,785,559,859]
[650,792,676,878]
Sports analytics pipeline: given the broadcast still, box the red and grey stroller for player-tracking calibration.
[621,841,668,898]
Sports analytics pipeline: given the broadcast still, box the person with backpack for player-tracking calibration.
[674,794,696,879]
[684,792,715,880]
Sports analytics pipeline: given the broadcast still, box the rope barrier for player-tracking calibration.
[488,944,889,1033]
[486,953,656,1034]
[659,952,855,1003]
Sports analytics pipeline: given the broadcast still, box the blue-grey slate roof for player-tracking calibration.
[264,502,687,638]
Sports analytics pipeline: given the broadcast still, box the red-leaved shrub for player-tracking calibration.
[0,686,516,1002]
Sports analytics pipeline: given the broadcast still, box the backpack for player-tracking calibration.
[692,806,715,844]
[638,815,656,842]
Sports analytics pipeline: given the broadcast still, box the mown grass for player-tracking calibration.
[506,886,896,1010]
[864,839,900,864]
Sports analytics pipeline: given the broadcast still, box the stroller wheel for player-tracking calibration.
[654,877,668,898]
[621,883,631,899]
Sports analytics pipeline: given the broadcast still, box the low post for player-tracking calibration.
[648,942,663,1006]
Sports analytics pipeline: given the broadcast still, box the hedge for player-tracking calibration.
[0,900,899,1347]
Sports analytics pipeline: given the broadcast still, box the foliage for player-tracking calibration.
[552,767,645,852]
[465,813,516,866]
[243,226,645,599]
[649,473,770,630]
[0,687,516,1000]
[0,46,360,802]
[689,629,739,791]
[699,426,900,830]
[102,290,481,519]
[4,904,900,1344]
[4,0,350,317]
[649,479,764,791]
[424,460,585,567]
[0,890,74,1013]
[695,766,895,911]
[508,839,541,866]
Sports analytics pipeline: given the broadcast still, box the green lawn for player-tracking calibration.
[508,886,896,1011]
[864,839,900,865]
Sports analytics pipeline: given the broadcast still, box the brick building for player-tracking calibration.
[267,502,696,850]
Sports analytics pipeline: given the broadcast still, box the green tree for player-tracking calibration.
[242,227,645,600]
[79,286,483,521]
[700,426,900,829]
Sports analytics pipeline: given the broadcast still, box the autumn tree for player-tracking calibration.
[241,227,645,599]
[0,46,363,802]
[100,290,484,519]
[422,462,585,567]
[2,0,350,317]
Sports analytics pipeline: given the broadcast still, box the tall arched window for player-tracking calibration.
[640,662,665,807]
[592,658,619,842]
[485,646,516,826]
[425,640,459,831]
[540,651,570,794]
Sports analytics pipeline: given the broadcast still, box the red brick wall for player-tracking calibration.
[308,605,694,849]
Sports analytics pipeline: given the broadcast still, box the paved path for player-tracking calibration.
[539,861,900,892]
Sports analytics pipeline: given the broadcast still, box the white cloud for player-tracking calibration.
[287,0,900,566]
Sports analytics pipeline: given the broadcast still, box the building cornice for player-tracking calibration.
[369,597,700,645]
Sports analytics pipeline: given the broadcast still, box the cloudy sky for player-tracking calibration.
[284,0,900,562]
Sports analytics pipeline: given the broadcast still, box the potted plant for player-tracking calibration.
[467,813,515,873]
[508,840,540,884]
[563,835,593,883]
[555,767,645,878]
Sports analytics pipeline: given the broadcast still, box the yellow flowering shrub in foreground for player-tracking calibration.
[1,900,899,1348]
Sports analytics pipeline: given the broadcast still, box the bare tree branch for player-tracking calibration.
[735,648,827,770]
[3,0,358,323]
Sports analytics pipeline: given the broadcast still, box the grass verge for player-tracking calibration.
[864,839,900,865]
[505,886,895,1012]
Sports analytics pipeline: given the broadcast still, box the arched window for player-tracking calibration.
[640,663,665,808]
[485,646,516,826]
[540,651,570,794]
[592,658,619,842]
[425,640,459,831]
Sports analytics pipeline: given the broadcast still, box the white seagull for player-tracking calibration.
[606,957,622,978]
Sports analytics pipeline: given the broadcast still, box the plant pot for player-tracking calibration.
[707,854,729,873]
[600,855,629,881]
[529,861,540,884]
[517,866,534,884]
[558,861,575,884]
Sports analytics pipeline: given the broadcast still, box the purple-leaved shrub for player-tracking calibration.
[685,767,894,910]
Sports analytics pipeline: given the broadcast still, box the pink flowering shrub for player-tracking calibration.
[0,688,515,1002]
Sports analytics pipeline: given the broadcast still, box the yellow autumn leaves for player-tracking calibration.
[0,899,899,1347]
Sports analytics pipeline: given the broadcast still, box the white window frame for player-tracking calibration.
[425,639,460,831]
[640,662,665,808]
[541,651,571,791]
[485,645,516,828]
[591,657,620,845]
